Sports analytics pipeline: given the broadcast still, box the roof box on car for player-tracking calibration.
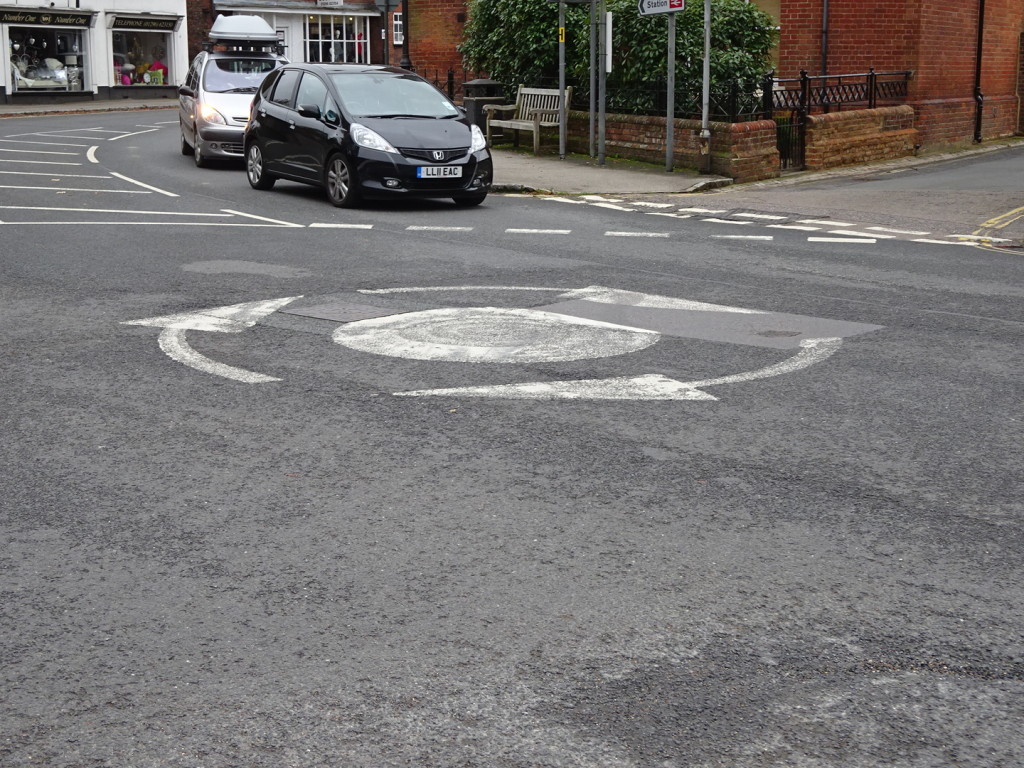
[208,15,278,45]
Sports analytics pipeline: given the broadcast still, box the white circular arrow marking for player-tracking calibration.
[394,337,843,400]
[123,297,301,383]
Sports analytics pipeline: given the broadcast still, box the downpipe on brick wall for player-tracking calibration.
[973,0,985,143]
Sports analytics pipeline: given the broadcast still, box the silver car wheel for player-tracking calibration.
[326,155,358,208]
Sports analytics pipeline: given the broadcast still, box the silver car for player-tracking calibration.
[178,16,287,167]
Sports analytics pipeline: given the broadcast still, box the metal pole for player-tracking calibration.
[399,0,412,69]
[589,0,596,157]
[700,0,711,173]
[666,12,675,172]
[559,0,566,159]
[598,0,607,164]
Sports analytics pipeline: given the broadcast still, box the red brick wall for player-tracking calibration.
[803,105,918,169]
[408,0,467,74]
[554,112,780,183]
[771,0,1022,147]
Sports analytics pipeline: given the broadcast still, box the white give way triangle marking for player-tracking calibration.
[396,337,843,400]
[122,297,301,383]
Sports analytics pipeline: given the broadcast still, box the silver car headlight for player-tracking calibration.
[198,103,227,125]
[470,124,487,152]
[351,123,398,154]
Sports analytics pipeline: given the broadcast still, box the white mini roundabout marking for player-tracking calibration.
[121,286,882,400]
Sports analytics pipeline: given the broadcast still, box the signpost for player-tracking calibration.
[637,0,684,171]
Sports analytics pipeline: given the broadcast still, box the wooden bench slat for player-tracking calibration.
[484,85,573,155]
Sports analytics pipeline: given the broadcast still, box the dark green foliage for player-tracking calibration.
[459,0,777,115]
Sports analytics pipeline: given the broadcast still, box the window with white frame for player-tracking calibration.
[303,14,371,64]
[392,13,403,46]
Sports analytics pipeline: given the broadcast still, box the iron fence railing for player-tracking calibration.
[768,68,912,114]
[419,66,911,123]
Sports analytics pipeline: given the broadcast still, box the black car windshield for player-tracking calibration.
[329,73,460,119]
[203,58,281,93]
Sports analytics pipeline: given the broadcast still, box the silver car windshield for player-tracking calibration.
[203,58,281,93]
[329,73,460,119]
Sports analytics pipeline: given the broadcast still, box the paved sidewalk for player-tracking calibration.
[1,97,1021,196]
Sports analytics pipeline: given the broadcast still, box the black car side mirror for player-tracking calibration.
[297,104,322,120]
[178,85,196,98]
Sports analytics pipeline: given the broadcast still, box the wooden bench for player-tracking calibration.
[483,85,573,155]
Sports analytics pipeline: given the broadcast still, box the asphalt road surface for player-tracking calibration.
[2,111,1022,768]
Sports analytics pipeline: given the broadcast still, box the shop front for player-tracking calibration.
[4,7,94,100]
[3,2,187,104]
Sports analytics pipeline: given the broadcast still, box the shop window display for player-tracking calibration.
[8,27,85,92]
[111,31,171,85]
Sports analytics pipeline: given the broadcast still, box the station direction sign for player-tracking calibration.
[637,0,684,14]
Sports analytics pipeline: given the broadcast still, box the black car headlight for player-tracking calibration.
[351,123,399,154]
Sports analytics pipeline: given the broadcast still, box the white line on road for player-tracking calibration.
[582,195,624,202]
[679,207,727,213]
[592,202,635,211]
[711,235,774,240]
[109,171,178,197]
[0,139,90,147]
[406,225,473,231]
[359,286,566,295]
[0,171,110,178]
[732,212,787,220]
[505,228,571,234]
[223,209,303,227]
[0,205,230,216]
[808,236,877,243]
[605,231,670,237]
[0,159,81,166]
[647,212,692,219]
[867,225,931,235]
[767,224,820,231]
[702,218,753,225]
[109,129,160,141]
[798,219,854,226]
[911,238,968,245]
[0,148,79,155]
[86,147,98,163]
[309,222,373,229]
[631,201,675,208]
[829,229,894,239]
[0,184,145,193]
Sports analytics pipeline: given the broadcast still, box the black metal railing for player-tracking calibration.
[768,68,912,114]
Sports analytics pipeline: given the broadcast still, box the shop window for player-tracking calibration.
[8,27,86,92]
[111,30,171,86]
[303,14,370,64]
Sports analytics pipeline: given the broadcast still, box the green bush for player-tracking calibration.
[459,0,777,114]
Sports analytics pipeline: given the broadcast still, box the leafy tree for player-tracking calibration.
[459,0,777,114]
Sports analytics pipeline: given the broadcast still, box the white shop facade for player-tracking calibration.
[3,0,186,103]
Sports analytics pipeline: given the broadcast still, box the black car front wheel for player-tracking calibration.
[325,154,360,208]
[246,143,276,190]
[453,192,487,207]
[180,130,193,156]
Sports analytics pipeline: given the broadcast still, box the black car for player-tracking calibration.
[243,63,493,207]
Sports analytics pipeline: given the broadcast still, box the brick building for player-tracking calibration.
[402,0,1023,148]
[188,0,406,71]
[777,0,1024,145]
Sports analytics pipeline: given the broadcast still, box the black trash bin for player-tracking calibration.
[462,78,505,132]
